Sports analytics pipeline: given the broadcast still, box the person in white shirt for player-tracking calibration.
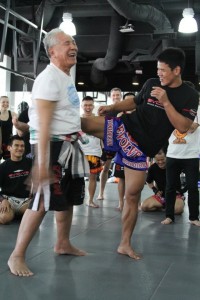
[79,96,102,208]
[161,117,200,226]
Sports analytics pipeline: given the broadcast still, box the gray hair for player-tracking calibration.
[110,87,122,96]
[43,28,65,58]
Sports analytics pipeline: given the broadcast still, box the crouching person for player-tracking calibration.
[0,135,32,224]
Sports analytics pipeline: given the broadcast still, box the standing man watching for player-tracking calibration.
[79,96,102,208]
[8,28,88,276]
[161,118,200,225]
[81,47,199,259]
[97,87,122,200]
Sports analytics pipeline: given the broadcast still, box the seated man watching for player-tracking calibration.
[0,135,32,224]
[141,149,185,214]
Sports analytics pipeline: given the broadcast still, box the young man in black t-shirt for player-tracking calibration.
[0,135,32,224]
[81,47,199,260]
[141,150,184,213]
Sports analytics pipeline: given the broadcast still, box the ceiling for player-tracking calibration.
[1,0,200,92]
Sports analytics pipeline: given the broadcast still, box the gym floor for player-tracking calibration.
[0,183,200,300]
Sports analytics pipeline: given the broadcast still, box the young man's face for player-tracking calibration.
[8,140,25,160]
[155,153,166,169]
[157,61,181,87]
[82,100,94,116]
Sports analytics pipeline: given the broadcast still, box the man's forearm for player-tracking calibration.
[111,97,136,112]
[14,120,29,133]
[164,102,192,133]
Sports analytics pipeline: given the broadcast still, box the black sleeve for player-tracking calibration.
[146,164,154,184]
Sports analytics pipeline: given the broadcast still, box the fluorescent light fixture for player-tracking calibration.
[178,8,198,33]
[77,80,84,86]
[132,76,139,86]
[59,12,76,36]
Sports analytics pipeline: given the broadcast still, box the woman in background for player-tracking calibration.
[0,96,17,160]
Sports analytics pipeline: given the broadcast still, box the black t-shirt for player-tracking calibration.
[122,78,199,157]
[0,110,13,144]
[146,163,166,194]
[0,157,32,198]
[18,108,30,155]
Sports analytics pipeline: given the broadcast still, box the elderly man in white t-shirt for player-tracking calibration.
[8,28,89,276]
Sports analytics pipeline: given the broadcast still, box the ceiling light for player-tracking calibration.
[132,76,139,86]
[59,12,76,36]
[178,8,198,33]
[77,80,84,86]
[77,76,85,86]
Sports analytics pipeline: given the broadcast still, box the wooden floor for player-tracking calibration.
[0,182,200,300]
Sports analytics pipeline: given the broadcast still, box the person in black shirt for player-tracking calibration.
[81,47,199,260]
[0,135,32,224]
[15,108,31,156]
[141,150,184,213]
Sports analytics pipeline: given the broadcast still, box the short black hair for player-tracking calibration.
[8,135,25,146]
[157,47,185,73]
[123,92,135,99]
[82,96,94,102]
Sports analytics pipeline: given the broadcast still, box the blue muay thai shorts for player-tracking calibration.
[104,117,148,171]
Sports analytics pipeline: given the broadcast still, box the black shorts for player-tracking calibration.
[112,163,125,179]
[29,141,85,211]
[101,148,116,162]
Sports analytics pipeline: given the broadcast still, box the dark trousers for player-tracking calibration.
[165,157,199,221]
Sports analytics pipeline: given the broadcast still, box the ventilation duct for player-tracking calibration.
[91,0,173,87]
[19,0,63,59]
[90,11,124,87]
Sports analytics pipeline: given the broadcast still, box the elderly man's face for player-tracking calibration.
[49,33,78,70]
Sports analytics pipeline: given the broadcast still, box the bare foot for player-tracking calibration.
[115,206,123,212]
[190,220,200,227]
[161,217,173,225]
[87,202,99,208]
[96,196,104,200]
[54,243,87,256]
[8,255,34,276]
[117,245,141,260]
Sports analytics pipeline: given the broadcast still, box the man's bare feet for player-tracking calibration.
[117,245,141,260]
[96,196,104,200]
[161,217,173,225]
[8,255,34,276]
[190,220,200,227]
[87,202,99,208]
[54,243,87,256]
[115,206,123,212]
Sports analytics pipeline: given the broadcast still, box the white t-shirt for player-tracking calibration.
[79,134,102,157]
[29,63,81,135]
[167,127,200,159]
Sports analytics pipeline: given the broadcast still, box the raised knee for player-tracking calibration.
[0,211,15,224]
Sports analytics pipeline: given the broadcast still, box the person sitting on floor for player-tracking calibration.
[0,135,32,224]
[141,149,185,214]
